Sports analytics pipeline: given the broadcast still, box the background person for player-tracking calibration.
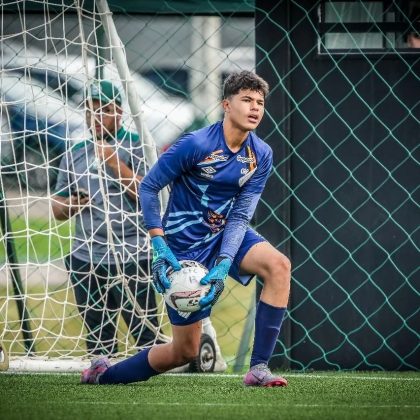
[52,80,160,355]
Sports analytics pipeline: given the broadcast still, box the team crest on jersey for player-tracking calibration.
[206,210,226,233]
[197,149,229,166]
[239,167,257,187]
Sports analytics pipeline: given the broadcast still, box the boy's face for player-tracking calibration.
[85,99,122,139]
[222,88,265,131]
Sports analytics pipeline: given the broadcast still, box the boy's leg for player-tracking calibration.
[240,240,290,307]
[82,320,202,384]
[173,244,228,371]
[148,321,202,371]
[238,240,291,386]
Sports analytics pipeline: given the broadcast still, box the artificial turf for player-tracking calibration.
[1,371,419,420]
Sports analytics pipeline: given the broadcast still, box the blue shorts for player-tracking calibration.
[166,227,266,326]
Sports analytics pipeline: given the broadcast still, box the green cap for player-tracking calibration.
[86,80,122,105]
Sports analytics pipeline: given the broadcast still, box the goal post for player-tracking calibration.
[0,0,177,371]
[0,0,255,373]
[0,0,259,373]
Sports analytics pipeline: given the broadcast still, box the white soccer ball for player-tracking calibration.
[164,260,210,313]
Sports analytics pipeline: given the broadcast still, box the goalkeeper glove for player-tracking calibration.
[151,236,181,293]
[199,257,232,309]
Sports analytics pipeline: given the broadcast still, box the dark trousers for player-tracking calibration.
[66,254,161,356]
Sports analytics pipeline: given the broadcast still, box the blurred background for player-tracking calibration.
[0,0,418,372]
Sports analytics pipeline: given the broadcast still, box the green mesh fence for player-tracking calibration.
[254,0,419,370]
[0,0,418,371]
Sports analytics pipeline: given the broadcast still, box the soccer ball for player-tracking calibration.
[164,260,210,313]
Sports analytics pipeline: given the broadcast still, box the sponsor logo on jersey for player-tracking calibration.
[202,166,216,174]
[209,151,228,161]
[198,149,229,166]
[200,166,216,179]
[237,146,257,169]
[240,168,250,175]
[237,155,255,164]
[200,171,214,179]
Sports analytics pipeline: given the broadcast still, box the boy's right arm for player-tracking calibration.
[139,133,205,233]
[139,134,206,291]
[139,155,182,292]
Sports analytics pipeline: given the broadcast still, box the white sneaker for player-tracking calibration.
[213,351,227,372]
[202,317,227,372]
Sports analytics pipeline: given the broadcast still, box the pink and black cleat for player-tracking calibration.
[81,357,110,384]
[243,363,288,387]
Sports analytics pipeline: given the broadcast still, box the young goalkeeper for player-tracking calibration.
[82,70,291,387]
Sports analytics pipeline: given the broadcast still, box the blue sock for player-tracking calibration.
[99,347,159,384]
[250,300,286,367]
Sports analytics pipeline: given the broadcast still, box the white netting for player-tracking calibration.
[0,2,168,366]
[0,0,256,371]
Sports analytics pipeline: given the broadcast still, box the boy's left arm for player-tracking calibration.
[200,149,273,308]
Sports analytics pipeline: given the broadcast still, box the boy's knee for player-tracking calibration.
[268,253,291,276]
[263,253,291,288]
[277,254,291,277]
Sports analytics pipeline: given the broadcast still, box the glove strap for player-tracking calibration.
[215,256,231,265]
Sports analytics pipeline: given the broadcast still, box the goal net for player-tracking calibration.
[0,0,255,371]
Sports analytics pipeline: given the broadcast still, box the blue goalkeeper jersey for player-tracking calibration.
[140,121,273,259]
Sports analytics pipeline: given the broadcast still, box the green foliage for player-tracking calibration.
[0,372,419,420]
[0,218,73,263]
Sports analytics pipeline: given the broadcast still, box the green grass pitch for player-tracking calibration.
[1,371,419,419]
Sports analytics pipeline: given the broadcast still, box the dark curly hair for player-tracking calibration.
[222,71,269,99]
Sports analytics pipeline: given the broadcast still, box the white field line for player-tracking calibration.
[2,371,420,381]
[40,401,420,409]
[167,372,420,381]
